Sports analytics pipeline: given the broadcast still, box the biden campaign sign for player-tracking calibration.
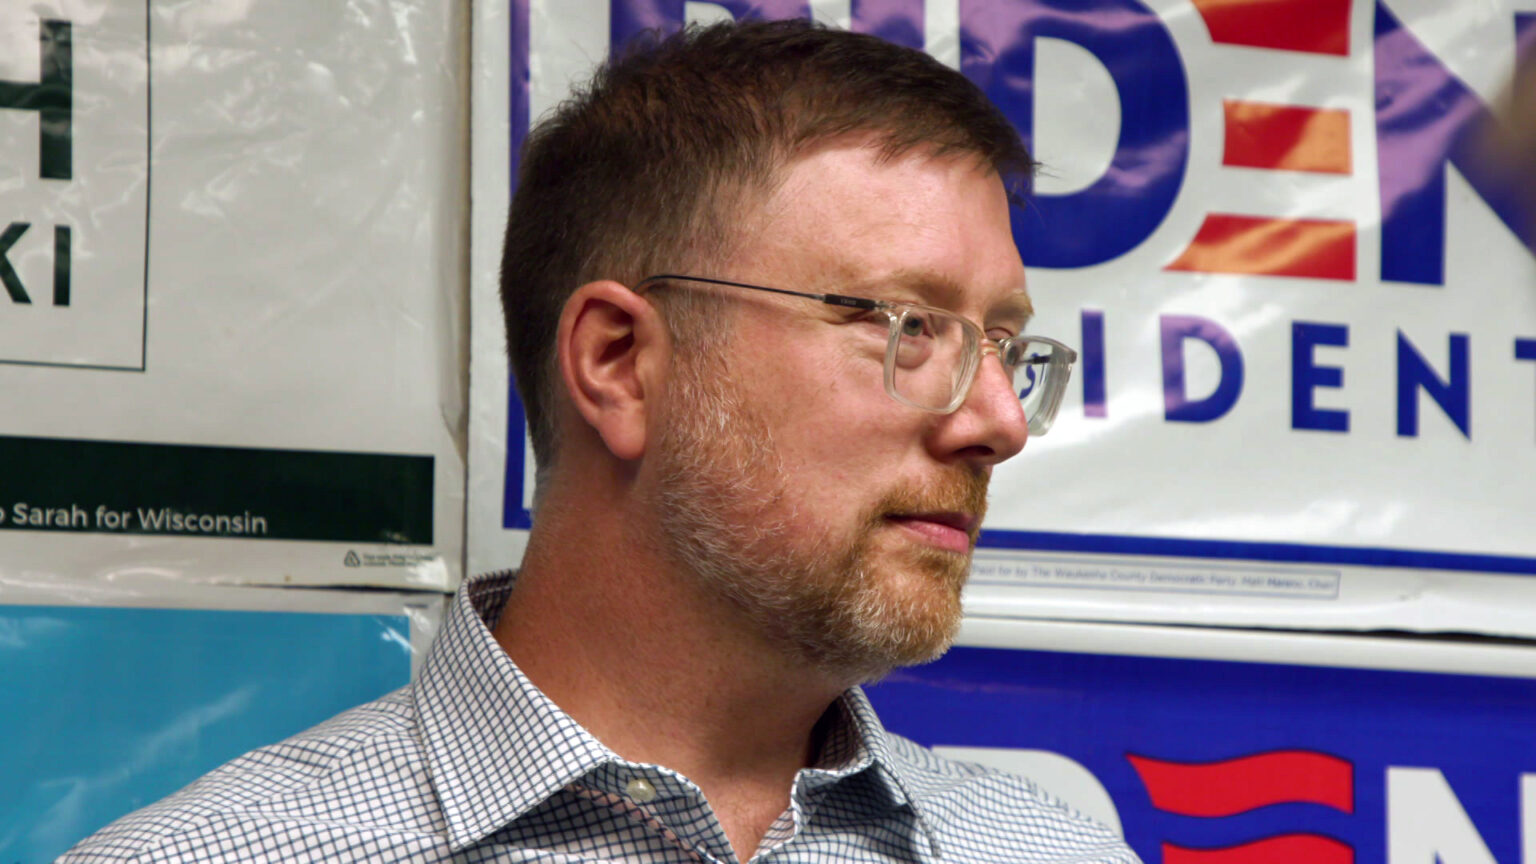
[866,626,1536,864]
[468,0,1536,636]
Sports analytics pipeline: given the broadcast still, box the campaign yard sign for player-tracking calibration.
[866,636,1536,864]
[469,0,1536,637]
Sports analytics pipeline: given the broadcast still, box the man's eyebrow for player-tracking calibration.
[875,269,967,305]
[840,269,1034,324]
[993,291,1034,328]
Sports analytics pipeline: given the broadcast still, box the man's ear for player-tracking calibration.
[556,280,667,461]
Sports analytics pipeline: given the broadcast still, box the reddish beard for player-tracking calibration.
[653,351,990,681]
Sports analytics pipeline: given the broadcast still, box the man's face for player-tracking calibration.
[651,143,1030,681]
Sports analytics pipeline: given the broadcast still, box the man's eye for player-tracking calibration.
[900,313,936,338]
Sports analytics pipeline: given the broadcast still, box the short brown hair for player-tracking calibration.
[500,18,1033,476]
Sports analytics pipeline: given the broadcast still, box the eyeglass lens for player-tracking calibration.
[889,307,1064,425]
[1011,341,1062,427]
[890,309,974,412]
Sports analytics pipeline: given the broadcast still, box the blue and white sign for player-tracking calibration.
[866,633,1536,864]
[468,0,1536,637]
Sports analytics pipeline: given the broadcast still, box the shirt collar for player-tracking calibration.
[414,570,942,859]
[821,686,946,861]
[414,570,619,850]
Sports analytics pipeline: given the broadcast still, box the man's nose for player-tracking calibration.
[929,351,1029,466]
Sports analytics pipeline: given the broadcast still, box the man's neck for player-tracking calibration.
[491,500,853,861]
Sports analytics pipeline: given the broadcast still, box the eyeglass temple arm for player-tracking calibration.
[640,274,883,311]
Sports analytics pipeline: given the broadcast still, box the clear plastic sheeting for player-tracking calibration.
[0,576,446,863]
[0,0,468,590]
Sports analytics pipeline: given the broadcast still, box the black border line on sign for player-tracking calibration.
[0,2,151,373]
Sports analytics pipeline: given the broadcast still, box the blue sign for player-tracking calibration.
[2,604,413,863]
[499,0,1536,580]
[867,645,1536,863]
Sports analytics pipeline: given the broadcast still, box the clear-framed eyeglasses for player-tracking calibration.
[636,274,1077,436]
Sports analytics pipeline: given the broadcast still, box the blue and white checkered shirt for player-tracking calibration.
[62,571,1139,863]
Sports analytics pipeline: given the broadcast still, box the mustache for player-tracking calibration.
[868,471,990,541]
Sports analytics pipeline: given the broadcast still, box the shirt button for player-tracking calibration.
[624,777,658,803]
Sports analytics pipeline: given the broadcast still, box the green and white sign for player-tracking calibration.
[0,1,467,590]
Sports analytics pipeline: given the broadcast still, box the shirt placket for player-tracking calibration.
[569,763,738,863]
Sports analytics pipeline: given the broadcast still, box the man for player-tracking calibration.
[64,19,1139,863]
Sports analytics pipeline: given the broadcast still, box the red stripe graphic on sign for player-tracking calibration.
[1127,751,1354,815]
[1191,0,1351,56]
[1164,834,1354,864]
[1223,101,1352,174]
[1166,215,1355,280]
